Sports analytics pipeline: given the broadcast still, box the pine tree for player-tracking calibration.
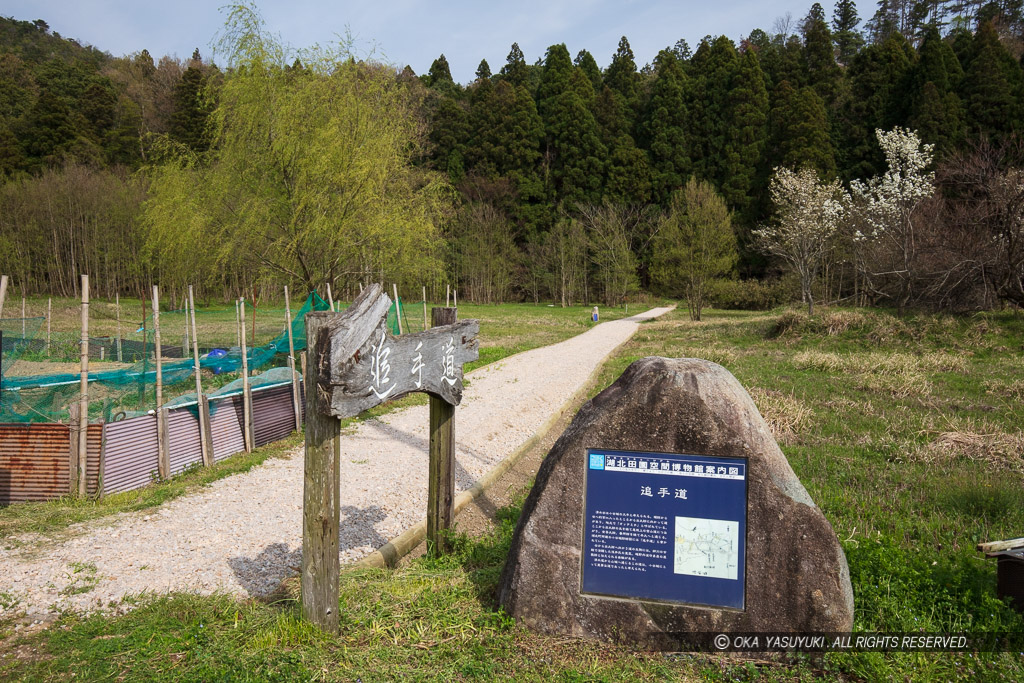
[428,54,453,86]
[169,54,211,153]
[832,0,864,64]
[428,94,470,181]
[770,82,836,178]
[500,43,528,88]
[574,49,603,93]
[673,38,692,62]
[802,5,842,105]
[835,33,913,180]
[960,21,1024,139]
[467,80,542,181]
[604,36,640,104]
[722,49,770,216]
[687,36,740,184]
[537,44,607,205]
[640,49,691,204]
[907,26,965,156]
[476,59,491,81]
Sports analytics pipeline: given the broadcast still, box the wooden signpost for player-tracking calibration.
[302,283,478,631]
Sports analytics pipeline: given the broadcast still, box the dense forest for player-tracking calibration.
[1,1,1023,312]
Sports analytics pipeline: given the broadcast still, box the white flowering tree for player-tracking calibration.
[849,127,935,311]
[754,166,847,315]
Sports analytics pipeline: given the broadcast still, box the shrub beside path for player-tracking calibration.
[0,306,672,617]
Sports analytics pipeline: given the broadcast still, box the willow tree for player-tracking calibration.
[144,4,449,296]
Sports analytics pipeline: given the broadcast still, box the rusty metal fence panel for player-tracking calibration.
[252,385,297,447]
[209,395,245,462]
[0,423,71,503]
[102,415,159,494]
[167,408,203,476]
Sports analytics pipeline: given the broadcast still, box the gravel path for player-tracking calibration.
[0,307,671,617]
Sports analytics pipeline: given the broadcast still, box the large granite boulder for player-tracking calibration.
[498,357,853,646]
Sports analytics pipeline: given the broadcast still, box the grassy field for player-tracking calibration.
[2,304,1023,681]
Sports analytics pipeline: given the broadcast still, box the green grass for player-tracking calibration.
[0,433,303,544]
[3,304,1021,681]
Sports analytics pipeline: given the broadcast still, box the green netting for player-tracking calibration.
[0,291,405,423]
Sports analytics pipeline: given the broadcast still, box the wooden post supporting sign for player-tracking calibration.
[427,306,456,555]
[301,284,478,631]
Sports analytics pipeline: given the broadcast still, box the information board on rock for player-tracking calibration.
[581,448,748,610]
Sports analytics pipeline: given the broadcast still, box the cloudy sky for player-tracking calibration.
[1,1,822,81]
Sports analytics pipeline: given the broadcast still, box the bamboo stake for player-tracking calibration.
[189,285,213,466]
[284,285,302,430]
[183,300,190,359]
[153,285,169,480]
[0,274,7,318]
[46,297,51,354]
[21,294,25,337]
[77,274,89,496]
[115,292,122,362]
[393,284,402,334]
[422,286,427,331]
[446,284,450,307]
[235,299,241,348]
[453,289,457,310]
[239,296,253,452]
[326,283,335,312]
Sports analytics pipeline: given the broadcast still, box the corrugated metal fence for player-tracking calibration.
[0,380,302,504]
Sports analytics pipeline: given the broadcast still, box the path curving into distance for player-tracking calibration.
[0,306,673,617]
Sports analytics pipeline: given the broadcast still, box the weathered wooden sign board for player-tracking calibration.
[302,283,478,631]
[313,284,478,417]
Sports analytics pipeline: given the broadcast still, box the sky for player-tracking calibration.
[0,1,820,82]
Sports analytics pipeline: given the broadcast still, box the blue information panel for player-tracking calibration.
[581,449,747,610]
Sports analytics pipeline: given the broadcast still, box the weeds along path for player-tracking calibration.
[0,307,673,617]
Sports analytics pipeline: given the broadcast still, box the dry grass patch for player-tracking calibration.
[747,387,812,445]
[983,378,1024,401]
[819,310,867,335]
[793,350,968,399]
[912,429,1024,473]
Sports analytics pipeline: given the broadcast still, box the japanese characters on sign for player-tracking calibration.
[315,284,479,420]
[581,449,748,610]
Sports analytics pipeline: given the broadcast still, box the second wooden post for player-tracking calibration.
[427,306,456,557]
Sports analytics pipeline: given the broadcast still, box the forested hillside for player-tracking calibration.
[1,2,1023,312]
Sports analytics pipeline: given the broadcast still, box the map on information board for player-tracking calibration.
[673,516,740,580]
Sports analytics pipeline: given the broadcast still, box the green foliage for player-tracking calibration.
[770,82,836,179]
[641,50,690,204]
[168,56,212,153]
[537,45,606,206]
[428,53,453,86]
[144,4,449,294]
[960,21,1024,140]
[573,49,602,93]
[651,178,737,320]
[707,277,796,310]
[832,0,864,65]
[498,42,528,88]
